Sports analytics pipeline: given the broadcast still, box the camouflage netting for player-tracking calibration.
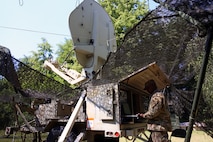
[101,5,212,119]
[0,47,81,103]
[159,0,213,27]
[0,0,212,134]
[103,8,198,111]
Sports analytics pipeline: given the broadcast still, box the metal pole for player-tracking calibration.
[185,26,213,142]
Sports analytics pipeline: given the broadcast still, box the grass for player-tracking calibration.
[120,130,213,142]
[0,130,212,142]
[0,130,48,142]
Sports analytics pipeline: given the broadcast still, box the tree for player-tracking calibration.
[98,0,148,45]
[0,78,16,129]
[20,38,61,82]
[21,38,53,72]
[20,38,82,86]
[56,39,82,73]
[186,37,213,127]
[19,38,69,89]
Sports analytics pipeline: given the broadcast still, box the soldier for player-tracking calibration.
[138,79,172,142]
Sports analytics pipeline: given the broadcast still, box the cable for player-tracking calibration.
[0,25,70,37]
[19,0,24,6]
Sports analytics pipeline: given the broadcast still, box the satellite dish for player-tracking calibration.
[69,0,117,78]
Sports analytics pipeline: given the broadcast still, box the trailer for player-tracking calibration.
[42,62,170,142]
[77,62,170,142]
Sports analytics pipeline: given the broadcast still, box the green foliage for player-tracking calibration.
[55,39,83,87]
[56,39,82,73]
[0,102,14,129]
[0,79,15,129]
[19,38,82,86]
[0,78,14,94]
[20,38,53,73]
[0,78,34,129]
[185,34,213,127]
[20,38,64,83]
[98,0,148,45]
[198,49,213,125]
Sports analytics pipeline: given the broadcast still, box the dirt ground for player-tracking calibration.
[171,131,213,142]
[120,131,213,142]
[0,130,212,142]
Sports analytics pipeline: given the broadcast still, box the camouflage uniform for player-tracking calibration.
[143,91,172,142]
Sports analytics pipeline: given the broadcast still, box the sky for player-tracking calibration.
[0,0,159,59]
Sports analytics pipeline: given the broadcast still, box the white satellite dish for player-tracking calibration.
[69,0,117,78]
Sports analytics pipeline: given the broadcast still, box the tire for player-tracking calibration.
[46,126,77,142]
[94,134,119,142]
[104,137,119,142]
[46,126,64,142]
[66,131,77,142]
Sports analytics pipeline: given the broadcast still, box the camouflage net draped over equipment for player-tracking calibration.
[154,0,213,37]
[103,8,201,113]
[101,6,211,121]
[157,0,213,27]
[0,47,81,102]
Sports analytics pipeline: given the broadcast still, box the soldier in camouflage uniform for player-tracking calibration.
[138,79,172,142]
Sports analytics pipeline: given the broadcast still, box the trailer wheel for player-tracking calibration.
[46,126,64,142]
[66,131,77,142]
[93,134,119,142]
[104,137,119,142]
[46,126,77,142]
